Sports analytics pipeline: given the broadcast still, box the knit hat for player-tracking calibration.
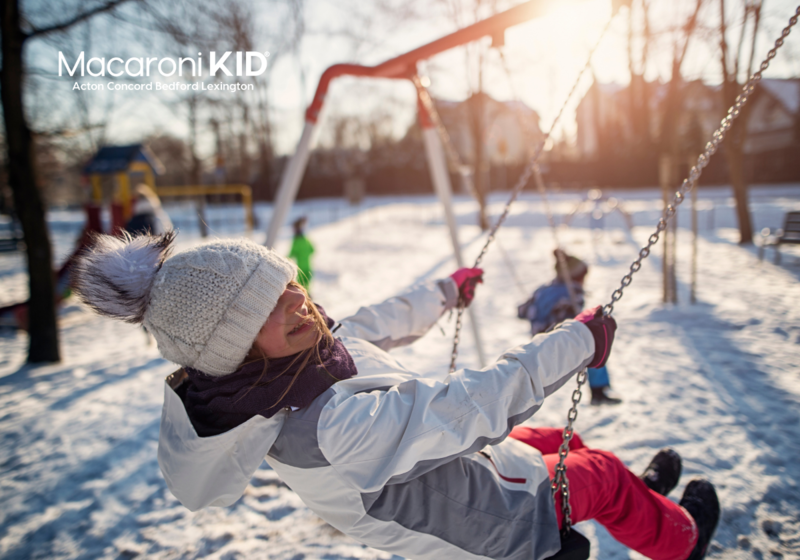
[72,232,296,376]
[554,249,588,282]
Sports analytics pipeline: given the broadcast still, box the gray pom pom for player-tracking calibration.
[72,231,176,323]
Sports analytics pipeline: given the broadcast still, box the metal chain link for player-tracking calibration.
[602,5,800,317]
[448,297,466,371]
[550,368,587,534]
[413,17,614,372]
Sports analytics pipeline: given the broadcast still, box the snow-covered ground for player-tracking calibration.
[1,185,800,560]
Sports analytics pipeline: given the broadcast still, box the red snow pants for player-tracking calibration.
[509,427,698,560]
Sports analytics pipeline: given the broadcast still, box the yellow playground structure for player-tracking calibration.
[83,144,253,234]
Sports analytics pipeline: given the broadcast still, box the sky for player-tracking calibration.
[29,0,800,160]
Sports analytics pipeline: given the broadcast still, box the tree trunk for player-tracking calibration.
[256,83,274,199]
[239,104,250,184]
[1,0,60,362]
[723,133,753,243]
[719,0,754,245]
[188,94,208,237]
[659,61,683,155]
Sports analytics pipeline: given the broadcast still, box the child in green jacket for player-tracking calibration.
[289,216,314,291]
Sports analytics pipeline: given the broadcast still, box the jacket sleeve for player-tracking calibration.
[334,278,459,351]
[318,320,595,492]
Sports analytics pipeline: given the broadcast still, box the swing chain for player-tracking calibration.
[551,368,587,535]
[471,17,614,272]
[414,18,615,372]
[602,5,800,317]
[449,304,466,372]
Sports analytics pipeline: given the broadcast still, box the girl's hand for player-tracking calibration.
[575,306,617,368]
[450,268,484,307]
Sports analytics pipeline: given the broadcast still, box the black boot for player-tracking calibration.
[679,479,720,560]
[590,386,622,405]
[639,448,681,496]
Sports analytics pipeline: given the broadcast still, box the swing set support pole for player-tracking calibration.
[266,122,316,248]
[420,108,487,368]
[690,157,698,304]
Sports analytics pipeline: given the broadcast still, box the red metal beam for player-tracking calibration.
[372,0,554,78]
[305,0,557,122]
[305,64,408,122]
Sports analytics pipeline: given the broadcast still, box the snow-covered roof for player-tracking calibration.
[760,79,799,115]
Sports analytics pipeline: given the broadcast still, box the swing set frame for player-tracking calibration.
[266,0,561,247]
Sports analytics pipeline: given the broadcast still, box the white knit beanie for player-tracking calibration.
[73,232,296,376]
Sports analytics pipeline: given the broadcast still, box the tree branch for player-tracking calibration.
[734,2,752,82]
[719,0,731,85]
[747,0,763,77]
[677,0,705,70]
[26,0,139,39]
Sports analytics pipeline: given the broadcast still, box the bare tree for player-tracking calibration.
[156,0,292,206]
[718,0,761,244]
[216,0,257,185]
[627,0,655,156]
[146,133,191,185]
[1,0,237,360]
[1,0,139,363]
[435,0,517,230]
[27,15,125,208]
[148,0,224,236]
[657,0,706,158]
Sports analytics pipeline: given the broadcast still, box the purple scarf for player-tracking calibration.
[182,307,356,437]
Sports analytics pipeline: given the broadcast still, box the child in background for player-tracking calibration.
[289,216,314,291]
[71,233,720,560]
[518,249,622,405]
[125,184,173,236]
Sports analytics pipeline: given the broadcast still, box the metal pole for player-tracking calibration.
[659,156,669,303]
[422,126,487,368]
[691,169,698,304]
[265,122,317,248]
[670,188,678,303]
[659,154,677,303]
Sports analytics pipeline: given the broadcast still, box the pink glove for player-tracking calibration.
[575,306,617,368]
[450,267,484,307]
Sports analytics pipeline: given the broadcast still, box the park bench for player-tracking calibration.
[759,211,800,264]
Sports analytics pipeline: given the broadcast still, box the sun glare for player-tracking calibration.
[539,0,628,80]
[495,0,630,140]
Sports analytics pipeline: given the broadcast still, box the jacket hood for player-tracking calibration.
[157,372,286,511]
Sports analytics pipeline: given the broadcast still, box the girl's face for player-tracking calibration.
[252,283,319,358]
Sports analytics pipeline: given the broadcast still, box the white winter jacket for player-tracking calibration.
[158,279,596,560]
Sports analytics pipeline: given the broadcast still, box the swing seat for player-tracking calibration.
[544,529,591,560]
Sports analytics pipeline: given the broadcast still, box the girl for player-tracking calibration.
[72,233,719,560]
